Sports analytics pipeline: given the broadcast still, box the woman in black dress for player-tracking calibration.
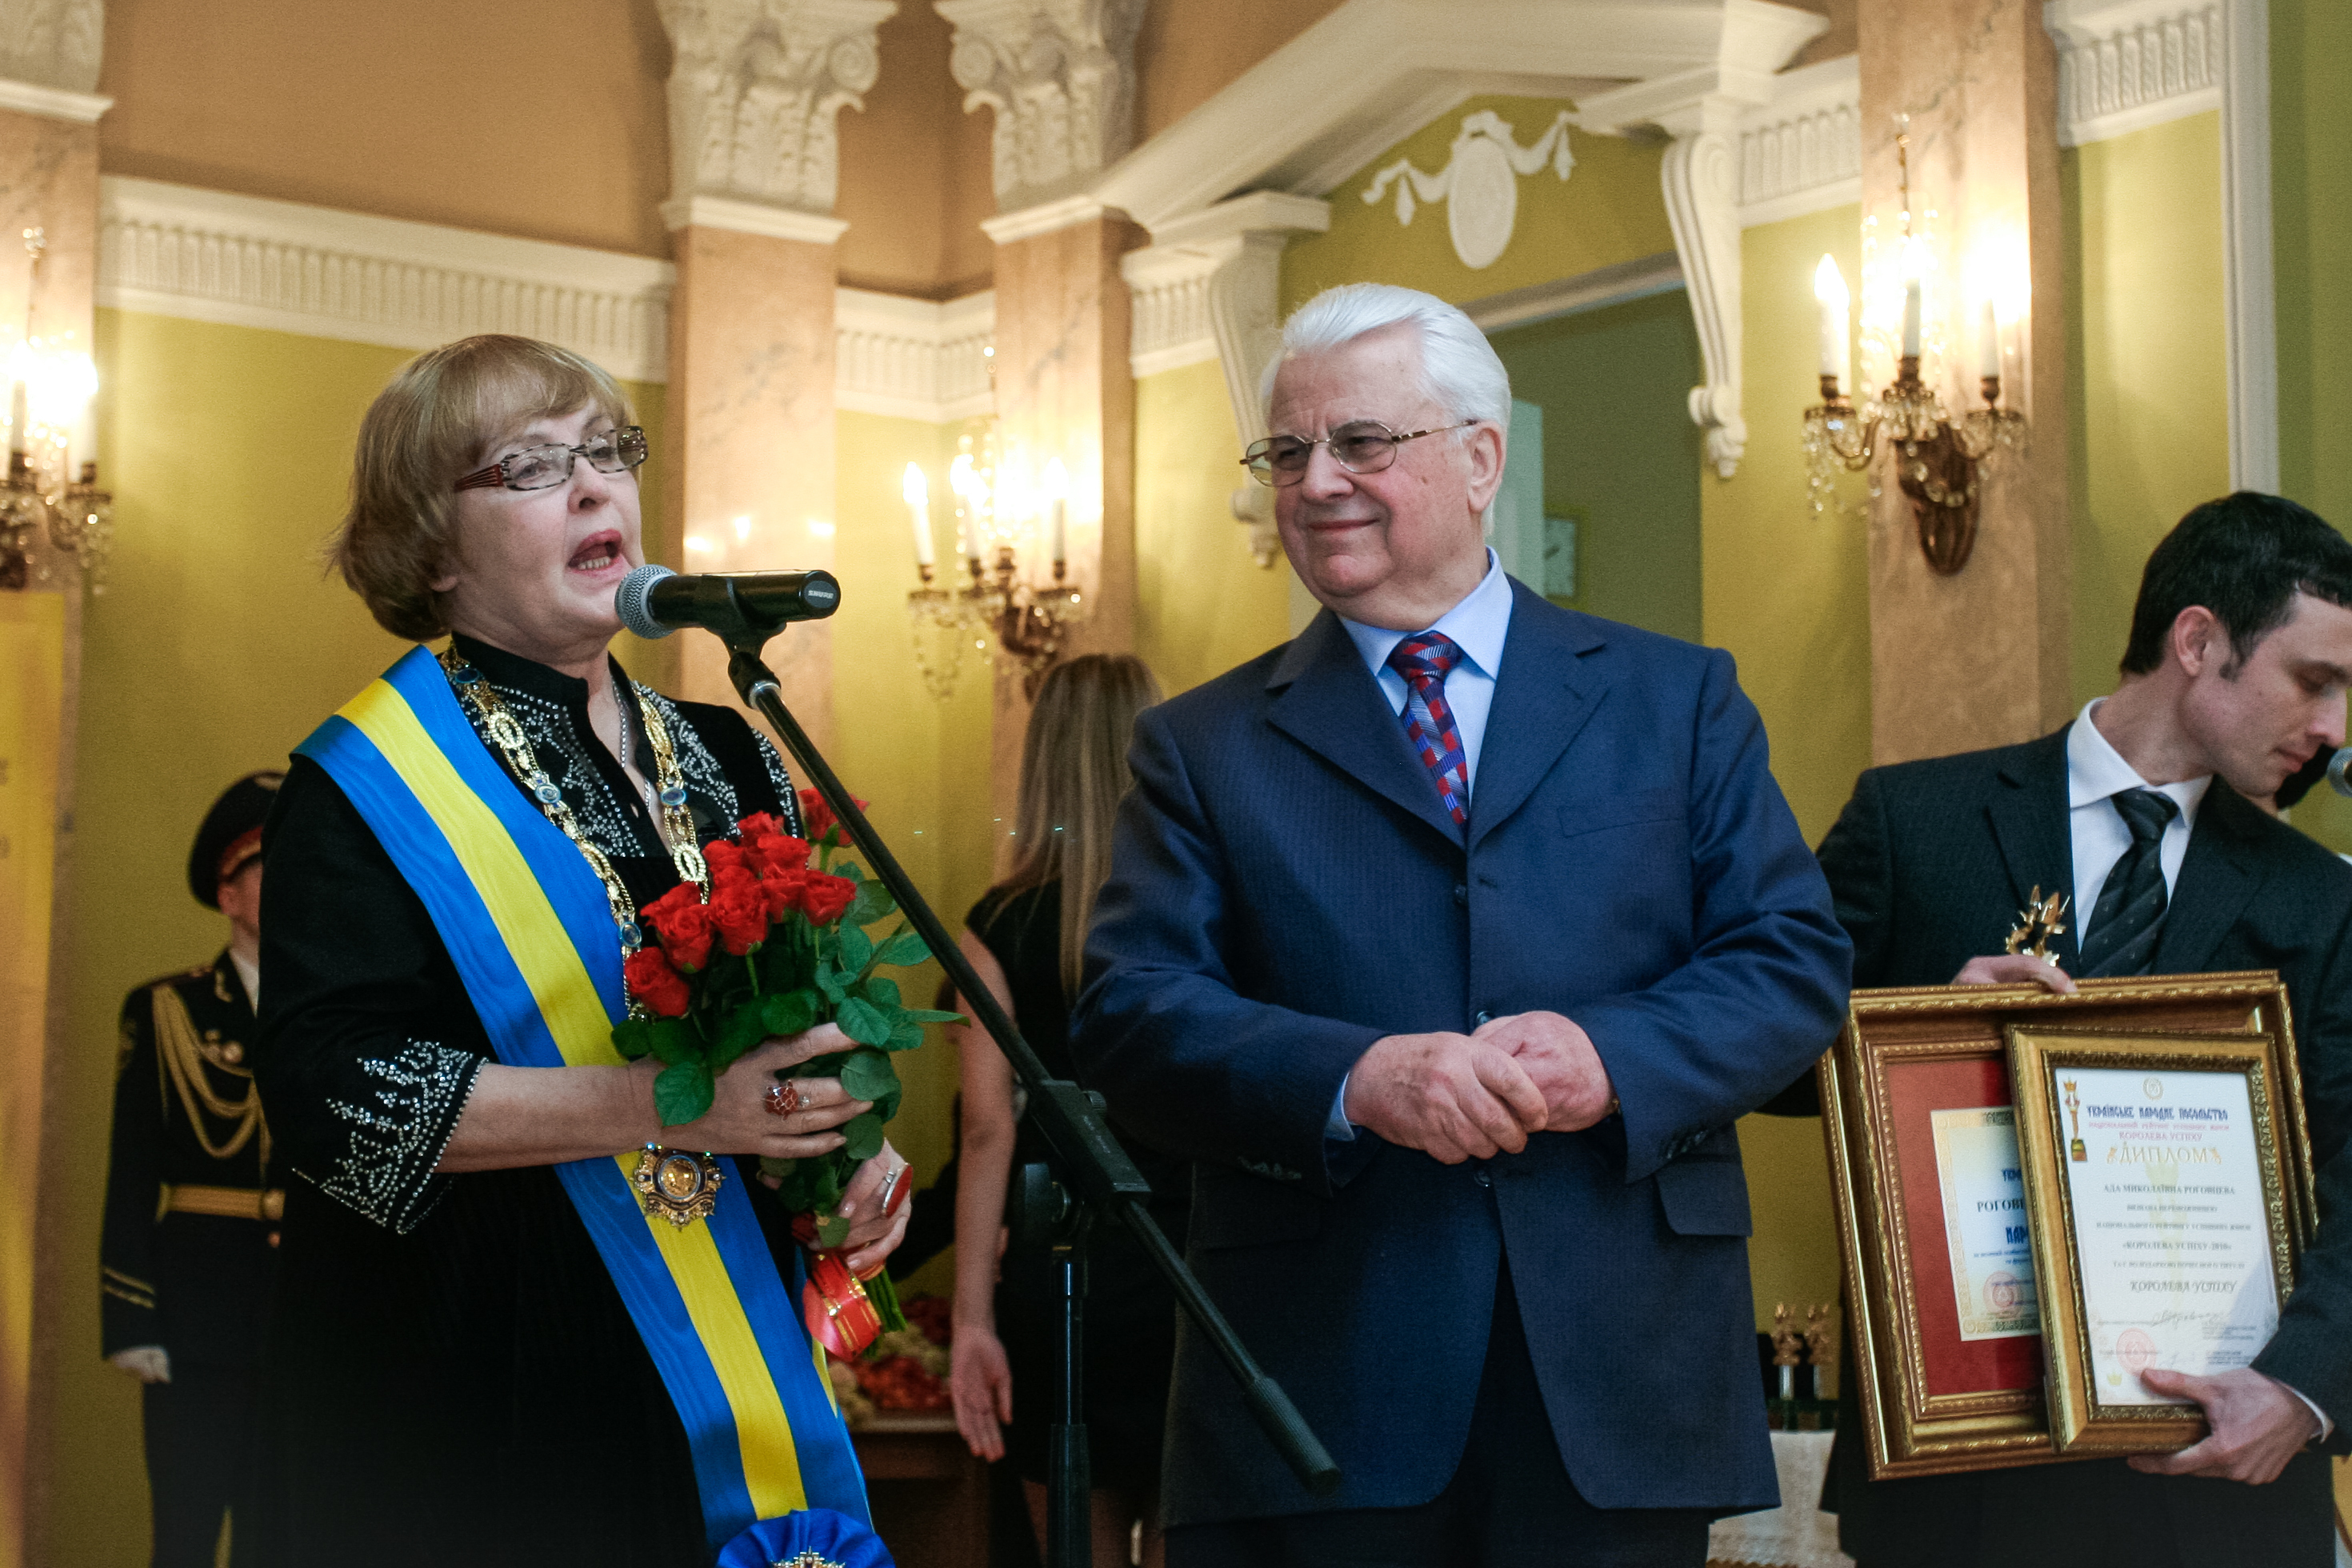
[947,654,1182,1566]
[250,335,909,1566]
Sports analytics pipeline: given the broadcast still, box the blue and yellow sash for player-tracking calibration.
[296,646,866,1545]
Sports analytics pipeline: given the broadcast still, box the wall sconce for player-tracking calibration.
[902,425,1085,702]
[1800,126,2024,576]
[0,228,110,591]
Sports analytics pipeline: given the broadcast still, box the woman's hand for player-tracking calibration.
[950,1318,1014,1462]
[837,1139,913,1275]
[642,1022,870,1157]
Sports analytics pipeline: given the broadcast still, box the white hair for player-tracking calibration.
[1257,282,1512,430]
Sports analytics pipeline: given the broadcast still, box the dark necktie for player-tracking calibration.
[1387,632,1470,825]
[2077,788,2179,978]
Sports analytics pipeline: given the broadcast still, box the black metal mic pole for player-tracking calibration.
[720,639,1342,1557]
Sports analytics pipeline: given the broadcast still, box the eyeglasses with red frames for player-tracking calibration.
[1240,419,1477,487]
[454,426,649,494]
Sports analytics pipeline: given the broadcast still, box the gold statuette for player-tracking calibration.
[633,1146,724,1227]
[2005,886,2070,962]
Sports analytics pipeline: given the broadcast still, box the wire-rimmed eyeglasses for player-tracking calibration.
[454,426,650,494]
[1240,419,1476,487]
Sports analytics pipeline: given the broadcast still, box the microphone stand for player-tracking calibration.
[718,634,1340,1568]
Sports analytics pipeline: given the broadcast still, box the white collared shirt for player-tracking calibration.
[229,950,260,1012]
[1337,548,1514,791]
[2066,699,2211,946]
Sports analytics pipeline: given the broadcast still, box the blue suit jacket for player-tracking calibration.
[1070,582,1852,1526]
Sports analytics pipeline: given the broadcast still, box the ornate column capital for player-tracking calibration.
[935,0,1146,210]
[655,0,898,234]
[0,0,103,95]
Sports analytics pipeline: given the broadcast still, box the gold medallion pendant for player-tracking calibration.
[632,1146,724,1227]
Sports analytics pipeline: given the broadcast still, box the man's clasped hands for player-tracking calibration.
[1342,1012,1617,1164]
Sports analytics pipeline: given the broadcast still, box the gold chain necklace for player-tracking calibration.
[439,647,710,956]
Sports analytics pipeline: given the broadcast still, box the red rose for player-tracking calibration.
[704,838,748,876]
[798,872,857,926]
[641,883,716,970]
[738,810,787,844]
[708,869,772,955]
[757,866,809,922]
[797,788,866,849]
[624,946,691,1017]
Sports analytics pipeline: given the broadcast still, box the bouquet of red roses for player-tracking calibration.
[613,791,956,1354]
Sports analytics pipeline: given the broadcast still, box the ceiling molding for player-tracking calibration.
[1462,251,1685,334]
[2046,0,2222,147]
[97,176,674,382]
[1733,53,1859,226]
[659,193,850,244]
[1094,0,1829,237]
[978,194,1118,245]
[834,286,995,422]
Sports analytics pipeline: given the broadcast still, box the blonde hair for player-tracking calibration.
[1002,654,1162,996]
[331,334,634,641]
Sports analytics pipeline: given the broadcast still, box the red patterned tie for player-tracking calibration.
[1387,632,1470,825]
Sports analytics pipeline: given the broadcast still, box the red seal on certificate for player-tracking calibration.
[1986,1272,2022,1312]
[2118,1328,2156,1374]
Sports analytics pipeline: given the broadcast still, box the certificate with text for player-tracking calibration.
[1930,1107,2038,1340]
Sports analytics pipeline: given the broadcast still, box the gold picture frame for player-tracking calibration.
[1819,970,2300,1479]
[2007,1026,2310,1455]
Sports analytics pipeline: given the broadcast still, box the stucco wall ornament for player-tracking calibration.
[0,0,102,94]
[658,0,897,218]
[1360,110,1573,271]
[938,0,1147,209]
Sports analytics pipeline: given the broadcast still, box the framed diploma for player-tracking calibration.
[2007,1027,2311,1455]
[1819,971,2302,1479]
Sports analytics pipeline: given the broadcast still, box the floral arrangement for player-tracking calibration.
[613,790,955,1352]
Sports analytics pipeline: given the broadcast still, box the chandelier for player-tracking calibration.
[0,227,110,592]
[1800,122,2024,575]
[903,420,1085,702]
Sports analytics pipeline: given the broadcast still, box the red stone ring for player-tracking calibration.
[763,1081,802,1118]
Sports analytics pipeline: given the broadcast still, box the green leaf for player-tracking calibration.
[838,1049,898,1102]
[886,1018,927,1052]
[718,1000,767,1058]
[646,1019,698,1066]
[835,995,891,1047]
[762,989,818,1038]
[612,1018,654,1060]
[653,1061,714,1127]
[848,878,896,927]
[838,861,865,884]
[840,1111,886,1162]
[898,1008,964,1026]
[836,925,874,974]
[876,930,930,967]
[817,967,850,1005]
[870,1085,902,1125]
[815,1212,852,1248]
[862,974,902,1010]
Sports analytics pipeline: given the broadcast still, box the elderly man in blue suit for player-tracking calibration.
[1070,282,1853,1567]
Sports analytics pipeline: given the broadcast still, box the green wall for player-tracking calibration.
[2062,111,2231,710]
[1490,290,1704,642]
[1281,94,1676,313]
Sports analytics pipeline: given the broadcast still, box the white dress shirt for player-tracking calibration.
[2066,699,2210,946]
[1327,550,1516,1140]
[2065,701,2330,1435]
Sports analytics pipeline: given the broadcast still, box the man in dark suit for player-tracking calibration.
[1070,282,1852,1566]
[102,772,284,1567]
[1810,493,2352,1567]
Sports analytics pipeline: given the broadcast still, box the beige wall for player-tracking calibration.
[838,0,999,298]
[98,0,675,258]
[1134,0,1349,141]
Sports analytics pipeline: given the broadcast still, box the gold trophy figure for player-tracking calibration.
[2006,886,2070,962]
[2064,1078,2086,1162]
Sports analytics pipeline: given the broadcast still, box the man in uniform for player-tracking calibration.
[1806,493,2352,1566]
[101,771,284,1567]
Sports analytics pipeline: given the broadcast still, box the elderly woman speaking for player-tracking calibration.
[248,335,905,1566]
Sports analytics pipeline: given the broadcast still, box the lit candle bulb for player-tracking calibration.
[902,462,934,568]
[948,454,975,562]
[1901,238,1923,361]
[1978,299,2002,382]
[1812,254,1850,390]
[1043,457,1069,568]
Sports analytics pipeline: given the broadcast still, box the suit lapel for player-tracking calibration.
[1466,583,1606,853]
[1266,610,1464,844]
[2154,785,2266,974]
[1986,730,2082,968]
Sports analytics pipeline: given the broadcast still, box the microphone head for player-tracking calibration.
[2329,747,2352,798]
[615,563,677,639]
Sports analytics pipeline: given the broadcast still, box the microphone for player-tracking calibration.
[2329,748,2352,798]
[615,564,841,641]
